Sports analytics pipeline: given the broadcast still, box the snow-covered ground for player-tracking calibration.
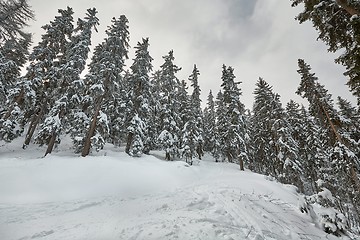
[0,140,354,240]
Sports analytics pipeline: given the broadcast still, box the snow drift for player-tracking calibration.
[0,142,354,239]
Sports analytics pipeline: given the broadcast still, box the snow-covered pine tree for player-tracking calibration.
[0,0,34,46]
[243,109,254,170]
[291,0,360,104]
[218,65,248,170]
[157,50,181,161]
[0,38,29,104]
[19,7,74,149]
[251,78,273,174]
[337,97,360,157]
[271,93,303,190]
[126,37,153,156]
[188,64,204,159]
[203,90,217,154]
[127,114,145,157]
[81,15,130,157]
[296,59,360,233]
[0,38,30,141]
[252,78,302,186]
[62,8,100,153]
[215,90,226,162]
[178,80,193,164]
[149,70,162,149]
[0,0,33,142]
[286,100,321,194]
[34,8,99,156]
[332,98,360,229]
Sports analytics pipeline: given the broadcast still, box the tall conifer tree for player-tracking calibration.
[20,7,74,149]
[252,78,302,185]
[157,50,181,160]
[296,59,360,231]
[81,15,129,156]
[218,65,248,170]
[203,90,217,154]
[291,0,360,104]
[34,8,99,155]
[126,37,153,156]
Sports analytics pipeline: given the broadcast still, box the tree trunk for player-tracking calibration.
[239,158,244,171]
[23,107,42,149]
[125,132,134,154]
[44,130,57,156]
[165,151,170,161]
[81,101,102,157]
[44,109,65,156]
[336,0,359,16]
[322,105,342,143]
[196,144,203,160]
[350,165,360,192]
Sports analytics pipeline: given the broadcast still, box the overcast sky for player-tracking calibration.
[26,0,356,109]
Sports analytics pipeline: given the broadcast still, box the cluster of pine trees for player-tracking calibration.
[0,1,359,236]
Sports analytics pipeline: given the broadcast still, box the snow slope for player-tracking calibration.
[0,141,353,240]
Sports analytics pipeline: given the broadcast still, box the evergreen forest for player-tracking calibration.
[0,0,359,236]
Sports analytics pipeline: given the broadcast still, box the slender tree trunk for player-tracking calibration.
[23,107,42,149]
[350,165,360,192]
[125,132,134,154]
[44,109,65,156]
[196,144,203,160]
[81,100,102,157]
[165,151,170,161]
[239,158,244,171]
[322,105,342,143]
[45,130,57,156]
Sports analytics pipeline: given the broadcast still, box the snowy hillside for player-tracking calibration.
[0,142,354,240]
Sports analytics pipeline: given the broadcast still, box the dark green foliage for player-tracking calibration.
[203,91,217,154]
[126,38,153,156]
[296,58,360,233]
[157,50,182,160]
[0,0,34,45]
[2,4,359,235]
[216,65,248,169]
[252,78,302,188]
[81,15,130,155]
[0,0,32,142]
[291,0,360,104]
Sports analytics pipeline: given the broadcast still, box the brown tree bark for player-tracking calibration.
[81,100,102,157]
[44,130,57,156]
[44,109,65,156]
[336,0,359,16]
[165,151,171,161]
[22,107,42,149]
[322,105,342,143]
[239,158,244,171]
[125,132,134,154]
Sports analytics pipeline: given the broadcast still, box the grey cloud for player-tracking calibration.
[26,0,356,108]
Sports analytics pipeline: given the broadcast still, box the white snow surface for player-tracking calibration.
[0,140,351,240]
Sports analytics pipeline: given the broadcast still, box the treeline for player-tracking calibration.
[0,3,359,236]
